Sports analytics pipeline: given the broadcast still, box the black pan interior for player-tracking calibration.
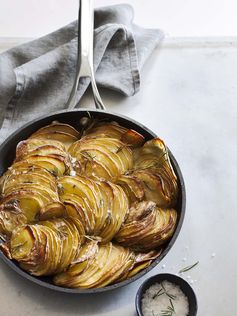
[0,109,186,293]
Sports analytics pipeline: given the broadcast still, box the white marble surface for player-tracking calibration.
[1,38,237,316]
[1,0,237,37]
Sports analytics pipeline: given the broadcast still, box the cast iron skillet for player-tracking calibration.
[0,108,186,293]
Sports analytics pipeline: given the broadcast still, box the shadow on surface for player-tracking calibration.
[0,260,136,315]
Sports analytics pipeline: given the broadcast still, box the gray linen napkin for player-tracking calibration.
[0,4,163,143]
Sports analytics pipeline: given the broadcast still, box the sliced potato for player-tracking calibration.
[116,175,145,204]
[115,201,178,251]
[0,203,27,236]
[121,129,145,147]
[68,137,133,180]
[0,163,57,194]
[22,155,66,176]
[133,167,178,208]
[99,182,129,243]
[0,119,180,287]
[58,176,128,241]
[6,217,84,276]
[60,193,94,233]
[85,121,128,139]
[2,172,57,193]
[30,131,78,149]
[16,138,66,161]
[0,190,45,221]
[54,243,134,288]
[31,122,80,138]
[39,202,66,221]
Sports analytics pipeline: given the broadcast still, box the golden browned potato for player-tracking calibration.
[115,201,177,251]
[68,137,133,180]
[29,122,80,149]
[5,218,84,276]
[57,175,129,242]
[116,175,145,204]
[132,166,178,208]
[15,138,66,161]
[0,120,180,288]
[132,138,178,207]
[85,121,145,147]
[0,161,65,226]
[53,241,160,288]
[0,203,27,236]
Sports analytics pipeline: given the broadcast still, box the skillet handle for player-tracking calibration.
[65,0,106,111]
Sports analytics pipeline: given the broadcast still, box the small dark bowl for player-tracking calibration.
[136,273,198,316]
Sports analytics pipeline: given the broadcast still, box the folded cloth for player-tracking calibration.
[0,4,163,143]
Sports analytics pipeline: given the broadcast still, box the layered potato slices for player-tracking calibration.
[0,119,179,288]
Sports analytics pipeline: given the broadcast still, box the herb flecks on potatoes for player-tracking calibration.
[0,120,178,288]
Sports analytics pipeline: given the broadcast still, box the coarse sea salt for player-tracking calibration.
[70,170,76,177]
[141,280,189,316]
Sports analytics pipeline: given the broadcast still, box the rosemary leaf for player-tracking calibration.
[160,282,176,300]
[160,311,172,316]
[152,288,164,299]
[166,293,176,300]
[169,299,175,312]
[179,261,199,273]
[116,146,123,154]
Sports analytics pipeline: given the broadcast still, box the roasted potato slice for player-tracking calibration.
[18,145,71,169]
[121,129,145,147]
[16,138,66,161]
[57,176,98,231]
[54,243,134,288]
[21,155,67,176]
[115,201,177,251]
[6,217,84,276]
[133,138,177,181]
[29,122,80,149]
[99,182,129,243]
[0,119,180,288]
[85,121,128,139]
[68,137,133,180]
[116,249,161,282]
[133,167,178,208]
[60,193,94,233]
[116,175,145,204]
[30,131,78,149]
[31,122,80,138]
[0,163,57,194]
[0,190,45,221]
[39,202,66,221]
[2,182,58,200]
[1,172,57,194]
[0,203,27,236]
[58,176,128,241]
[85,121,144,147]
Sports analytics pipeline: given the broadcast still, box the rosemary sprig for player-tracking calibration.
[116,146,124,154]
[80,151,96,160]
[152,288,164,299]
[179,261,199,273]
[169,299,175,311]
[160,282,176,300]
[160,310,173,316]
[160,299,176,316]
